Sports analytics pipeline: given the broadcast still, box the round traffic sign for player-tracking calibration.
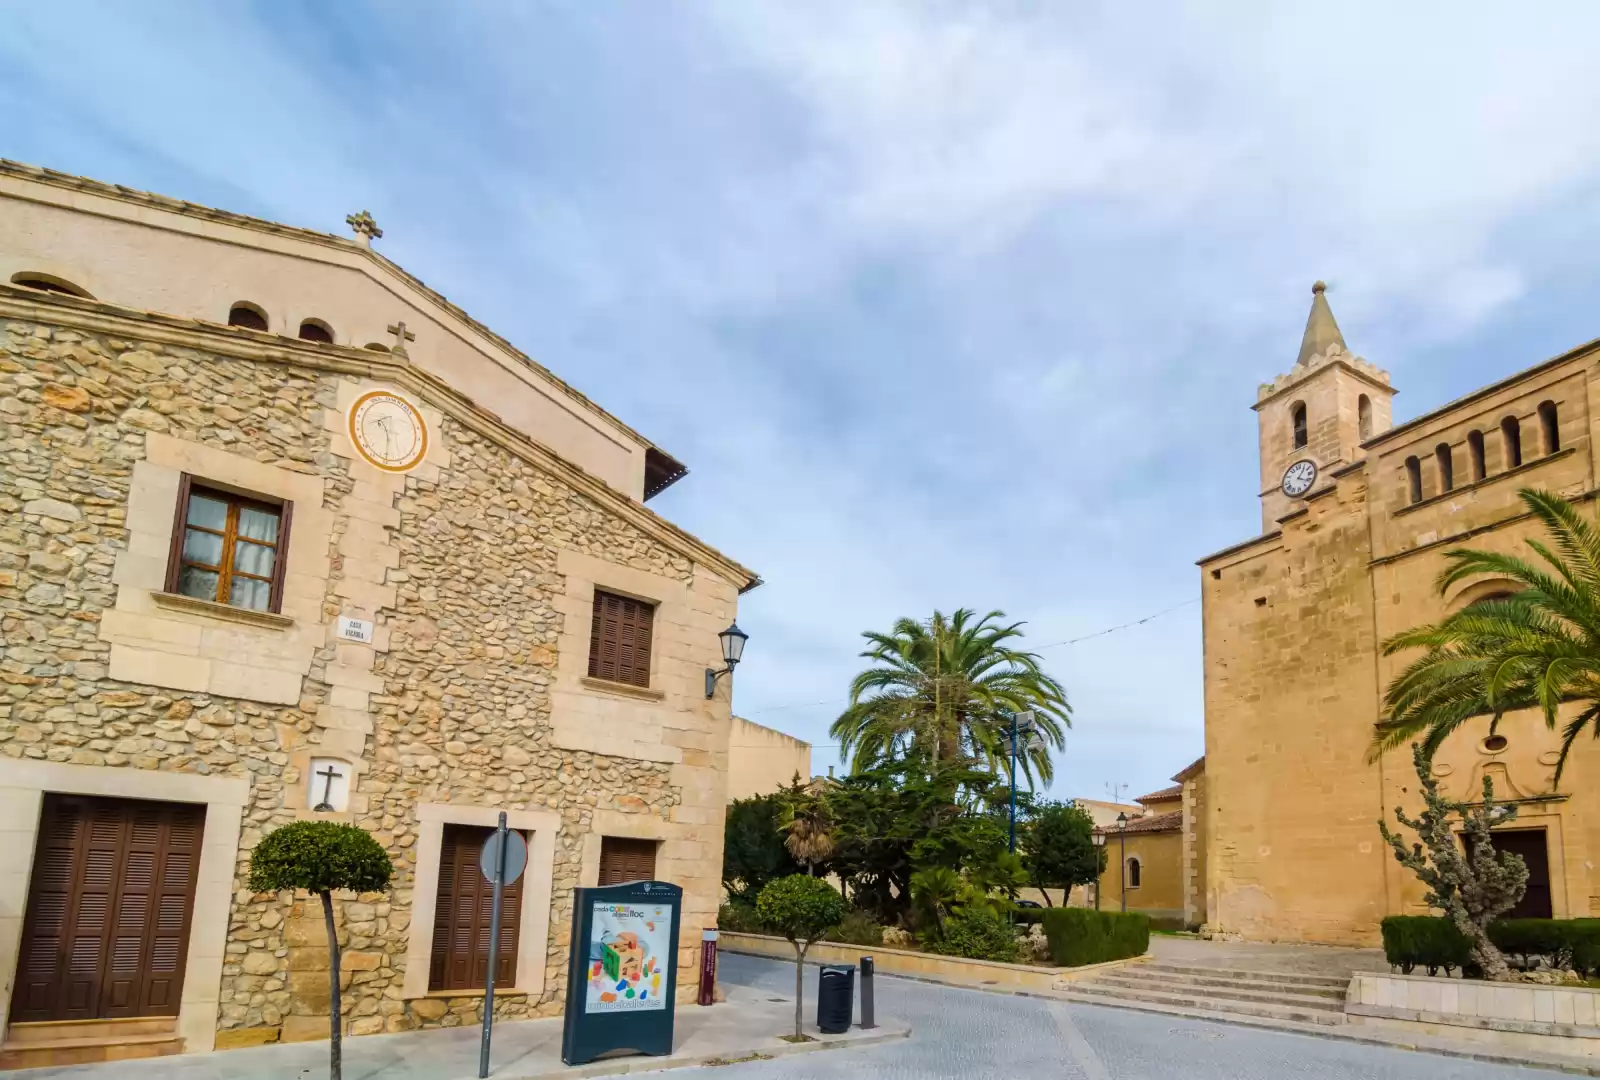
[479,829,529,886]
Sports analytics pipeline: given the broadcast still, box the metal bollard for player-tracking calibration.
[859,955,876,1029]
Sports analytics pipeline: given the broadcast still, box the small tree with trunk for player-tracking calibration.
[249,821,394,1080]
[1022,800,1105,906]
[1378,744,1527,980]
[755,874,845,1040]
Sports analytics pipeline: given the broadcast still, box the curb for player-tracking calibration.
[1049,992,1600,1076]
[473,1024,913,1079]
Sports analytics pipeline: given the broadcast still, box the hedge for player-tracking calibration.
[1381,916,1600,977]
[1041,908,1149,967]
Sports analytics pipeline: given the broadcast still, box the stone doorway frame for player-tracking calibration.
[0,760,248,1052]
[402,804,560,1001]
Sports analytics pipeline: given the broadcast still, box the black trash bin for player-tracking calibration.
[816,964,855,1034]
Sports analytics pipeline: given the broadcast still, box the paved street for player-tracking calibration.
[703,954,1561,1079]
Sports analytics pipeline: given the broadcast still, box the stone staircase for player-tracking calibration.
[0,1017,185,1070]
[1055,960,1351,1027]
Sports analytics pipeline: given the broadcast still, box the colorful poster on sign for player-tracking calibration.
[584,900,673,1013]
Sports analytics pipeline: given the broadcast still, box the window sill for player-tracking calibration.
[152,591,295,630]
[581,676,665,702]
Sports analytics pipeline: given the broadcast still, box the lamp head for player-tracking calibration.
[718,621,748,667]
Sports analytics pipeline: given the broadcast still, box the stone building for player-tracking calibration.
[724,716,811,801]
[0,160,759,1066]
[1092,759,1207,926]
[1200,281,1596,945]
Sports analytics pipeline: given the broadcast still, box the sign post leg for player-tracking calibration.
[479,812,508,1079]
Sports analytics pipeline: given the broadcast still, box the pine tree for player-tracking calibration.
[1378,744,1527,981]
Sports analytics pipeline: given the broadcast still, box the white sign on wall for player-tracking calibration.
[337,616,374,644]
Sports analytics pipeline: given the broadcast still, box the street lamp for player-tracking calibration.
[1092,831,1107,910]
[1116,811,1129,914]
[704,621,749,699]
[1003,711,1043,853]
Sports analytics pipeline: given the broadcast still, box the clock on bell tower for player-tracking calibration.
[1253,282,1396,530]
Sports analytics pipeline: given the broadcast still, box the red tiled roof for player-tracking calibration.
[1095,809,1182,836]
[1134,784,1182,804]
[1172,756,1206,783]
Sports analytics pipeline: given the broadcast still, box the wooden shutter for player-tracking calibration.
[12,795,204,1023]
[598,837,657,886]
[587,591,654,688]
[429,825,523,992]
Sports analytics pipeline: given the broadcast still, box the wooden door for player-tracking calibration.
[429,824,523,992]
[598,837,657,885]
[11,794,205,1023]
[1489,828,1553,919]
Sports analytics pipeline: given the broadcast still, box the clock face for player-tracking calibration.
[348,390,428,472]
[1281,459,1317,498]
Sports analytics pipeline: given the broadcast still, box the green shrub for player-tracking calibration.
[717,902,766,934]
[1380,916,1473,976]
[1041,908,1149,966]
[1490,919,1569,969]
[926,908,1020,963]
[827,909,885,947]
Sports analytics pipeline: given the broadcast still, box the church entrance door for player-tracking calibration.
[1486,828,1553,919]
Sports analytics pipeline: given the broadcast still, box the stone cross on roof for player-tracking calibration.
[386,321,416,357]
[346,210,383,247]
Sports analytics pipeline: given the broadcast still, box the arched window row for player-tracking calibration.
[227,303,339,343]
[10,271,95,299]
[1407,405,1561,506]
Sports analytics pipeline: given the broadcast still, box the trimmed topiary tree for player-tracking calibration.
[249,821,394,1080]
[756,874,845,1040]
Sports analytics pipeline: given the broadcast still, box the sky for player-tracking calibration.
[5,3,1600,802]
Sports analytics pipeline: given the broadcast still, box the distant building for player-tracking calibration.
[725,716,811,800]
[1093,758,1207,926]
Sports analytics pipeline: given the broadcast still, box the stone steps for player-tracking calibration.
[1060,979,1349,1026]
[1137,962,1353,991]
[1092,971,1346,1010]
[0,1018,183,1071]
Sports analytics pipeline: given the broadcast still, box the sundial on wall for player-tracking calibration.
[348,389,428,472]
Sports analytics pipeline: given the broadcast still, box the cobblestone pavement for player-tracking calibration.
[701,954,1561,1079]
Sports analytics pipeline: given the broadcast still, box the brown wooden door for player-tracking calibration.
[429,824,523,992]
[598,837,657,885]
[1489,828,1553,919]
[11,794,205,1023]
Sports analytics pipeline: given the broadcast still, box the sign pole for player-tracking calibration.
[698,928,718,1006]
[479,811,509,1079]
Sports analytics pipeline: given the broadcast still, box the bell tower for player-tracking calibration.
[1254,282,1395,530]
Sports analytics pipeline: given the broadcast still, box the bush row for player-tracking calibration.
[1041,908,1150,967]
[1381,915,1600,976]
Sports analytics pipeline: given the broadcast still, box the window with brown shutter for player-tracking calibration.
[429,824,523,992]
[164,476,292,613]
[587,590,655,688]
[12,794,205,1023]
[598,837,658,885]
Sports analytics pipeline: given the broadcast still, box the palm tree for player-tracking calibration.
[780,778,834,876]
[1373,488,1600,780]
[830,608,1070,785]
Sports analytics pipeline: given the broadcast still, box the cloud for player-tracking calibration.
[4,2,1600,800]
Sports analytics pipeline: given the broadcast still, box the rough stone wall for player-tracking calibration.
[1181,773,1207,928]
[0,314,734,1046]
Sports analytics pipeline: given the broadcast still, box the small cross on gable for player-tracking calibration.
[386,321,416,356]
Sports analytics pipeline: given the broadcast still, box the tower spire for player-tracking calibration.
[1295,280,1347,367]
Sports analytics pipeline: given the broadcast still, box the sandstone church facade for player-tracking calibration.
[1200,282,1600,946]
[0,160,757,1065]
